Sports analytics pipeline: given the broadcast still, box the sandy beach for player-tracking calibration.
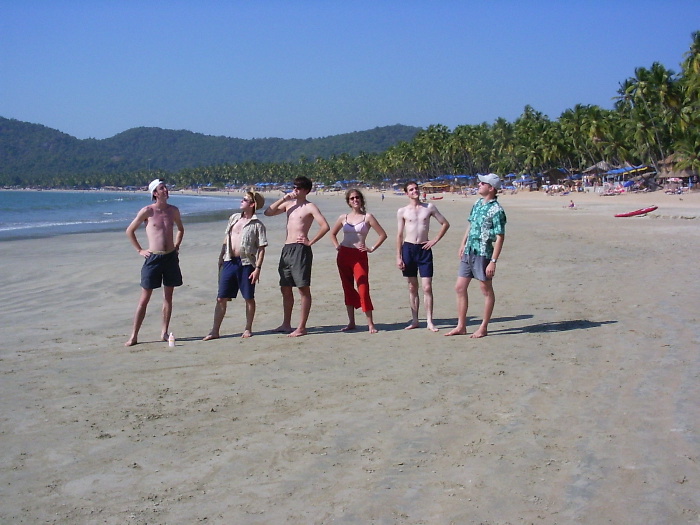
[1,188,699,524]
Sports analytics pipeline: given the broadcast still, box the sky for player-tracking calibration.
[1,1,699,141]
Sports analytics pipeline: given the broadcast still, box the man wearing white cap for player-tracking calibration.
[125,179,185,346]
[445,173,506,338]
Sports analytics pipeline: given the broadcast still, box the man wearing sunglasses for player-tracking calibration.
[264,176,330,337]
[204,190,267,340]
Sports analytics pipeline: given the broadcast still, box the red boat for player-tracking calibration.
[614,205,658,217]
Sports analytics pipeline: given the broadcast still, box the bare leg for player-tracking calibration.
[422,277,438,332]
[445,277,470,336]
[341,305,357,331]
[275,286,294,333]
[404,277,420,329]
[288,286,311,337]
[365,310,378,333]
[203,298,228,340]
[471,279,495,338]
[242,298,255,338]
[125,288,153,346]
[161,286,175,341]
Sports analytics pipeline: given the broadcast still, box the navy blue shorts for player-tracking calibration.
[218,258,255,300]
[401,242,433,278]
[140,251,183,289]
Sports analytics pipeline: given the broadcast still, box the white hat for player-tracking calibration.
[148,179,164,194]
[478,173,501,189]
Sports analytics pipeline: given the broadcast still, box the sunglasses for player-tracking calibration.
[349,196,361,201]
[241,197,254,204]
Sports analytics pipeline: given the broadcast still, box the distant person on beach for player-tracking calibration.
[125,179,184,346]
[264,176,330,337]
[330,188,388,333]
[396,181,450,331]
[203,191,267,340]
[445,173,506,339]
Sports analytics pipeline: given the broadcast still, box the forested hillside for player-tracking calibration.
[0,117,421,185]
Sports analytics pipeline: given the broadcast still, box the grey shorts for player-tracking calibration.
[458,252,490,282]
[278,243,312,288]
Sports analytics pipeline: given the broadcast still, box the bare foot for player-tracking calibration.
[288,328,307,337]
[444,327,467,336]
[241,330,252,338]
[124,337,138,347]
[203,333,219,341]
[275,325,293,333]
[341,323,357,332]
[426,323,439,332]
[470,328,488,338]
[404,322,419,330]
[161,333,169,342]
[368,325,379,334]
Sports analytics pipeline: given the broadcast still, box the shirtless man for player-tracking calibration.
[264,176,330,337]
[396,181,450,331]
[124,179,184,346]
[203,191,267,340]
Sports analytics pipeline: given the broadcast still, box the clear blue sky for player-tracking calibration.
[1,1,698,140]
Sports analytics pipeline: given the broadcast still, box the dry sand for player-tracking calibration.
[1,188,699,524]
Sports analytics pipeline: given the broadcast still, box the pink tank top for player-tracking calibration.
[340,215,369,248]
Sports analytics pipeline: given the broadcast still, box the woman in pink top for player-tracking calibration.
[330,189,388,333]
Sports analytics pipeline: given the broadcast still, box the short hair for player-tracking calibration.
[294,176,313,192]
[404,180,418,193]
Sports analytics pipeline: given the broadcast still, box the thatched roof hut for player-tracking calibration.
[656,153,698,179]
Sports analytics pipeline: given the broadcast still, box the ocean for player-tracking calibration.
[0,190,247,241]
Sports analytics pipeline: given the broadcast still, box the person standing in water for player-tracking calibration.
[125,179,184,346]
[329,188,388,333]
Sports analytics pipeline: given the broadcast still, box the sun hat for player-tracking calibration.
[148,178,164,195]
[478,173,501,189]
[251,191,265,211]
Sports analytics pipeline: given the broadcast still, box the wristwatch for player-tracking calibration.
[490,259,497,263]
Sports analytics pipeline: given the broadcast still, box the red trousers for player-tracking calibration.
[336,246,373,312]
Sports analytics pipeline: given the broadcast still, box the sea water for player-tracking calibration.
[0,190,247,241]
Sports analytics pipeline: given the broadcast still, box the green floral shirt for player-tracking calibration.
[465,198,506,258]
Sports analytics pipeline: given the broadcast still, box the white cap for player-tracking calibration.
[478,173,501,189]
[148,179,164,194]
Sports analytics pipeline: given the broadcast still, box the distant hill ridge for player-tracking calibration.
[0,117,421,182]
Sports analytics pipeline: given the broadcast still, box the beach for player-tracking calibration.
[1,189,699,524]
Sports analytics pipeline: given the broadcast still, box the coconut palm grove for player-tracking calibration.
[3,31,699,190]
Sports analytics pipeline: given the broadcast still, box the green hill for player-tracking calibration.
[0,117,421,184]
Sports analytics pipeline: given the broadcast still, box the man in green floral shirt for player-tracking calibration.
[445,173,506,338]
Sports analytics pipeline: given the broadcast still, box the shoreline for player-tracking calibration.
[1,182,699,522]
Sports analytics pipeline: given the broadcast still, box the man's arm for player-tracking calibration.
[306,205,330,246]
[249,246,266,284]
[457,227,469,258]
[423,205,450,249]
[264,194,292,216]
[486,234,505,278]
[396,209,405,269]
[126,207,151,256]
[172,206,184,251]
